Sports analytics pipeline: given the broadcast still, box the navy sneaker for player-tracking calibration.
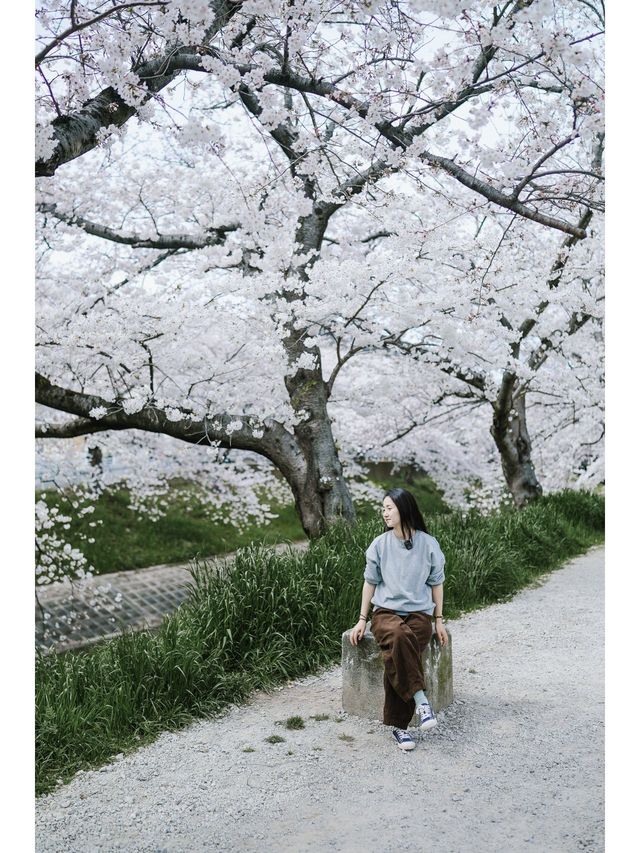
[417,701,438,731]
[392,728,416,751]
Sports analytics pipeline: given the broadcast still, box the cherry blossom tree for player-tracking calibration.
[291,160,604,508]
[373,202,604,508]
[35,0,605,539]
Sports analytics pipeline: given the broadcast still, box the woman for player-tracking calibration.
[349,487,448,751]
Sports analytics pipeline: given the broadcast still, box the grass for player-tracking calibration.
[361,467,450,518]
[35,489,603,796]
[37,483,306,575]
[37,472,447,576]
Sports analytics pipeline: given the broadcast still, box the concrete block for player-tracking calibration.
[341,623,453,723]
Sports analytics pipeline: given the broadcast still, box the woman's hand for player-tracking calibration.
[349,619,367,645]
[435,620,448,646]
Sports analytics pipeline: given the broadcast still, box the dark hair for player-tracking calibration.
[383,488,428,540]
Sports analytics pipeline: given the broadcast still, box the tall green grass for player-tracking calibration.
[35,490,603,795]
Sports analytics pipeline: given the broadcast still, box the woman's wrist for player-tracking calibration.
[358,615,367,621]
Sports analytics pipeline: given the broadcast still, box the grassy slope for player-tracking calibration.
[38,472,449,575]
[38,486,305,574]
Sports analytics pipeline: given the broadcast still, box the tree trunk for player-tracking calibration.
[491,380,542,508]
[286,460,355,539]
[284,373,356,538]
[275,204,357,537]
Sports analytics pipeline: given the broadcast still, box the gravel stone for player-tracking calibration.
[36,546,604,853]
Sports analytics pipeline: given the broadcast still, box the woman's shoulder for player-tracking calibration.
[415,529,442,548]
[367,530,392,549]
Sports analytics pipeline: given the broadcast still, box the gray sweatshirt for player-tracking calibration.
[363,529,446,615]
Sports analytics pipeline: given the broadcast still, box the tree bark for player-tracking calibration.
[277,213,356,537]
[283,362,356,538]
[490,376,542,508]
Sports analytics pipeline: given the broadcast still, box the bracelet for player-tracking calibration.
[434,615,443,620]
[358,615,367,621]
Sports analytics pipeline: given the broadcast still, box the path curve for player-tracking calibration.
[36,546,604,853]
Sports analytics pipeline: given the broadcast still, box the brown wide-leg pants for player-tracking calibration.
[370,607,433,730]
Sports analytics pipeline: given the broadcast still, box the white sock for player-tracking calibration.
[413,689,429,707]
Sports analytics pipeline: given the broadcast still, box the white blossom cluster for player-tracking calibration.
[35,499,93,586]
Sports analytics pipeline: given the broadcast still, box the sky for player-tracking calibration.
[3,2,635,848]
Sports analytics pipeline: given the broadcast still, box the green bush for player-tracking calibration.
[35,490,603,795]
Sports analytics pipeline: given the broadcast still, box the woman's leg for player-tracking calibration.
[405,612,434,708]
[371,609,433,729]
[404,612,433,657]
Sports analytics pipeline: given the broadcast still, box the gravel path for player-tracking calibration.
[35,546,604,853]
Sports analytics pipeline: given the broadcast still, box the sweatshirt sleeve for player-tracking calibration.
[364,539,382,585]
[426,537,445,586]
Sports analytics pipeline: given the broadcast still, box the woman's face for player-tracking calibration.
[382,497,400,529]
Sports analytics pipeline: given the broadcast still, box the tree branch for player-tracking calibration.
[38,202,239,249]
[82,249,179,313]
[36,418,114,438]
[381,397,483,447]
[35,372,298,469]
[525,310,593,375]
[211,57,591,237]
[511,134,578,199]
[325,342,365,397]
[237,84,299,164]
[436,359,488,394]
[35,2,171,67]
[36,1,242,176]
[416,150,587,238]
